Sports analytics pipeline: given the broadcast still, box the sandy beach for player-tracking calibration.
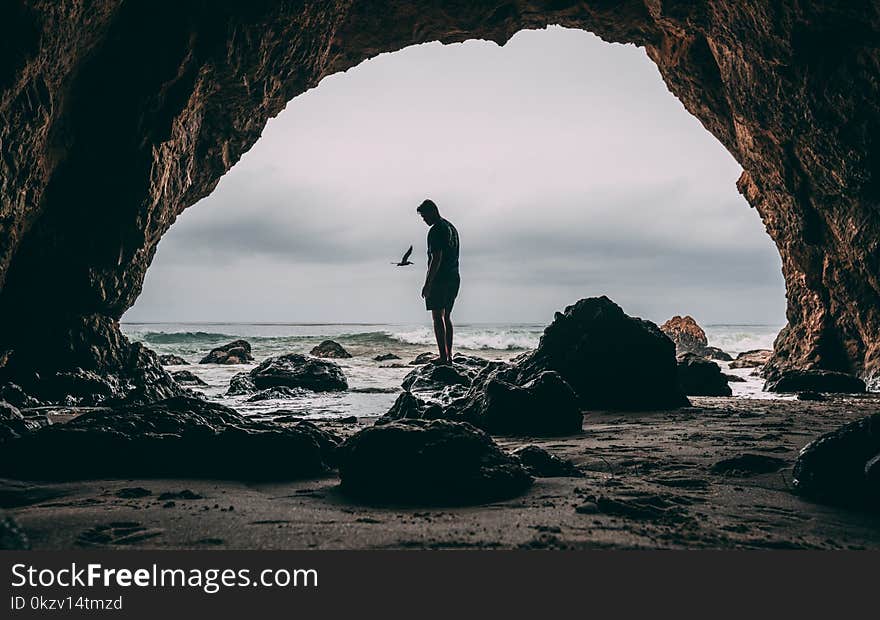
[5,394,879,550]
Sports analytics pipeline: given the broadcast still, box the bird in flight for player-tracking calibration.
[392,245,414,266]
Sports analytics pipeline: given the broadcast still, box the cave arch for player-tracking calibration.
[1,1,878,403]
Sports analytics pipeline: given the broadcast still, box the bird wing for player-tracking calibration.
[401,245,413,262]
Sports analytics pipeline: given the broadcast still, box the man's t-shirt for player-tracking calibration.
[427,218,460,279]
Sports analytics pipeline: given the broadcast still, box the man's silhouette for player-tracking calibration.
[417,199,460,364]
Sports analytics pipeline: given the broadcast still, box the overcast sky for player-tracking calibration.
[124,27,785,326]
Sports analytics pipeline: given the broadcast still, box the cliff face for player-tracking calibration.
[1,0,879,401]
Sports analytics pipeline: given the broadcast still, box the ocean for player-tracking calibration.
[121,322,786,420]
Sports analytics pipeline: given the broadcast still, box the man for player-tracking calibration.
[417,199,460,365]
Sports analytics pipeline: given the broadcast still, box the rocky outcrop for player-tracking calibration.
[310,340,352,359]
[729,350,773,370]
[336,419,532,505]
[0,396,339,481]
[0,512,29,550]
[511,445,582,478]
[793,413,880,509]
[661,316,732,361]
[227,353,347,395]
[506,297,689,410]
[676,352,732,397]
[410,353,439,366]
[374,353,400,362]
[2,2,880,400]
[765,370,866,394]
[171,369,207,387]
[199,340,253,365]
[158,354,189,366]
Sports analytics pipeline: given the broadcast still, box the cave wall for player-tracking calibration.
[1,0,879,401]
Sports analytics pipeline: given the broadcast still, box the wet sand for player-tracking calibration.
[4,395,880,550]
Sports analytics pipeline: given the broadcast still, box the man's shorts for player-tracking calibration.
[425,274,460,312]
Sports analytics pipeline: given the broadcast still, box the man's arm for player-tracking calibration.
[422,249,443,298]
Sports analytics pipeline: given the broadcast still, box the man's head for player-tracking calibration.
[417,199,441,225]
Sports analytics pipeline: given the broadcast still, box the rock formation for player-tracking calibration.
[764,370,866,394]
[729,349,773,370]
[158,354,189,366]
[675,352,732,397]
[0,396,340,480]
[506,297,689,410]
[226,353,347,395]
[199,340,254,365]
[337,419,532,504]
[2,2,880,402]
[793,413,880,509]
[661,315,731,361]
[310,340,352,359]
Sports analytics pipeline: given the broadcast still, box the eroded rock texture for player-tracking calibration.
[2,1,880,400]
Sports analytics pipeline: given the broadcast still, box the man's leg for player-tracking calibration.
[431,309,449,362]
[445,309,454,361]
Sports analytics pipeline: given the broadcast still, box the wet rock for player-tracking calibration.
[0,401,49,442]
[512,445,582,477]
[701,346,733,362]
[337,419,532,505]
[504,297,689,410]
[765,370,866,394]
[249,354,347,392]
[158,490,202,501]
[723,373,746,383]
[310,340,352,359]
[159,354,189,366]
[676,352,732,397]
[410,352,438,365]
[450,371,583,436]
[0,511,29,550]
[401,362,473,393]
[226,372,256,396]
[245,386,305,402]
[729,350,772,369]
[710,454,786,476]
[199,340,254,365]
[171,370,207,387]
[792,413,880,508]
[0,396,340,481]
[227,354,347,395]
[374,353,400,362]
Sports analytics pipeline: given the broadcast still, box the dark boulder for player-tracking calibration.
[226,354,347,395]
[250,354,347,392]
[310,340,352,359]
[0,396,340,481]
[337,419,532,505]
[401,362,473,393]
[729,349,772,369]
[450,371,583,436]
[0,400,21,421]
[797,391,826,401]
[710,454,786,476]
[792,413,880,508]
[0,401,49,442]
[374,353,400,362]
[410,352,438,365]
[0,383,43,408]
[199,340,254,364]
[505,297,689,410]
[171,370,207,387]
[159,354,189,366]
[512,445,582,477]
[676,353,732,396]
[765,370,866,394]
[701,346,733,362]
[723,373,746,383]
[226,372,256,396]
